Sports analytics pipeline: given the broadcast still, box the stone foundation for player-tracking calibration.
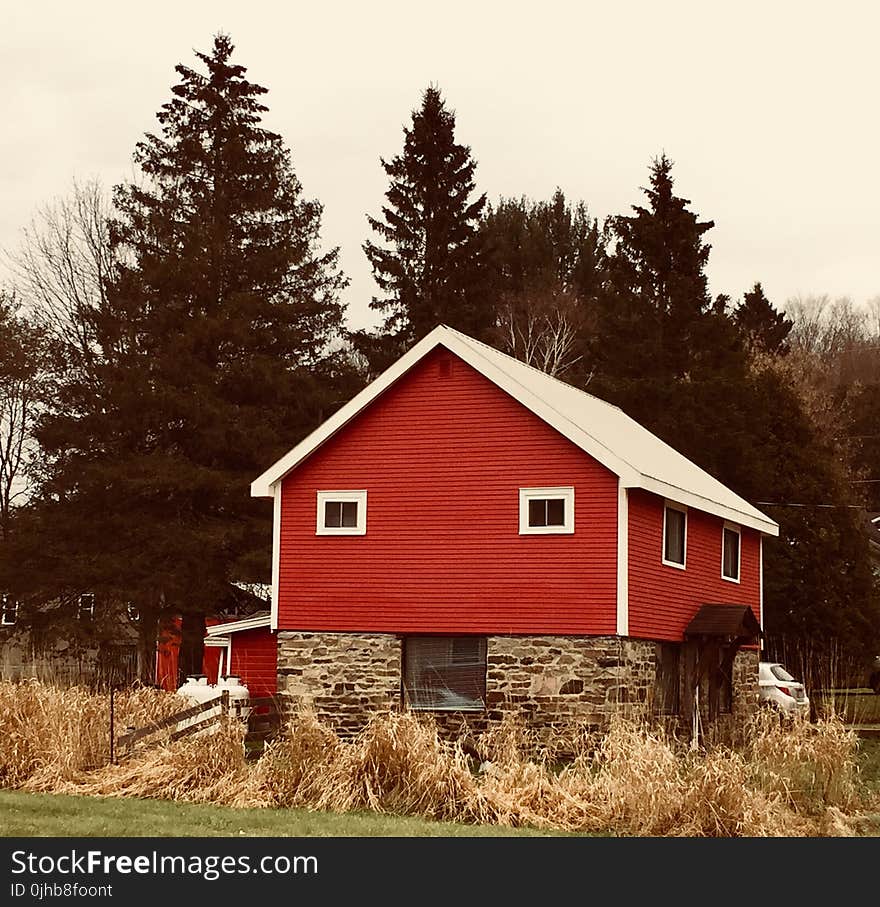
[276,631,401,736]
[276,632,758,738]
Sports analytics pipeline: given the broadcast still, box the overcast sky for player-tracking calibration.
[3,2,878,330]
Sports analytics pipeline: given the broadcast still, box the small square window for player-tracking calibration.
[316,490,367,535]
[404,636,487,711]
[663,503,687,568]
[722,524,741,582]
[519,487,575,534]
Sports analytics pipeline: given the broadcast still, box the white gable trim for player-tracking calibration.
[251,324,779,537]
[252,325,637,497]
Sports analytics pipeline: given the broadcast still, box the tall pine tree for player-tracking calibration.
[31,35,348,679]
[596,153,741,386]
[357,87,489,372]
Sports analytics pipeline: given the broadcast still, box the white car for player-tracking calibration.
[758,662,810,718]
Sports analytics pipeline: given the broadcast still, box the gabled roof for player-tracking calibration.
[251,325,779,536]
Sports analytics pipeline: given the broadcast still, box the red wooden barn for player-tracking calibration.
[242,325,778,733]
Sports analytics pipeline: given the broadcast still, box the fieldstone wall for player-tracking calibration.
[275,632,759,739]
[486,635,656,726]
[732,649,760,719]
[276,631,401,735]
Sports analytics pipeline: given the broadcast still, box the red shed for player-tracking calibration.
[250,326,778,734]
[203,613,276,698]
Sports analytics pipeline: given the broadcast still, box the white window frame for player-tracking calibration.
[721,522,742,583]
[1,594,17,626]
[78,593,95,620]
[662,501,688,570]
[316,490,367,536]
[518,486,575,535]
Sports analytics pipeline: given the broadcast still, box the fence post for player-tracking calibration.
[109,687,115,766]
[221,689,229,720]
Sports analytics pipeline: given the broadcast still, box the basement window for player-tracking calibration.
[519,487,575,535]
[662,502,687,568]
[316,490,367,536]
[722,523,741,583]
[403,636,487,711]
[1,594,17,626]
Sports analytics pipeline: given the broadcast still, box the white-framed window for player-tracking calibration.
[518,486,575,535]
[316,490,367,536]
[1,594,17,626]
[78,593,95,620]
[662,502,687,569]
[403,636,487,711]
[722,523,741,583]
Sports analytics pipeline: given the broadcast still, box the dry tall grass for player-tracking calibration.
[0,680,182,789]
[0,681,873,836]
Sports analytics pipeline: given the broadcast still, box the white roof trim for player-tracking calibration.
[205,613,272,637]
[251,325,779,537]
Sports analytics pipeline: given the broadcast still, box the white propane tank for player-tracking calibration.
[174,675,222,734]
[217,675,251,720]
[176,674,220,705]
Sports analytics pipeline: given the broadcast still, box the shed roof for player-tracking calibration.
[251,325,779,536]
[684,604,762,639]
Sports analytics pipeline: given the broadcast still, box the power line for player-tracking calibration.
[755,502,870,509]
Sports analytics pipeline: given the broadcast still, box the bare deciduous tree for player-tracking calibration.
[8,179,114,383]
[495,288,587,379]
[0,295,46,540]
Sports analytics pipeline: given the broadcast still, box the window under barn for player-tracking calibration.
[403,636,487,711]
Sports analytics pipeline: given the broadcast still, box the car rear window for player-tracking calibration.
[770,665,796,682]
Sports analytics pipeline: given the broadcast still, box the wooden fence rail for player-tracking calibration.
[112,691,285,763]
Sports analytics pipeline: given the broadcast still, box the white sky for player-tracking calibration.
[3,1,878,330]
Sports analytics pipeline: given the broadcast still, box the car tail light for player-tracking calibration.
[777,685,793,697]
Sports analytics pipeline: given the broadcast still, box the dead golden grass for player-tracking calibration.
[0,680,182,790]
[0,681,874,836]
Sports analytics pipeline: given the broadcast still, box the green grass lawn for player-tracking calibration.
[0,790,563,837]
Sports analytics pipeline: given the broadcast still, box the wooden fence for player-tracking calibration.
[112,691,285,763]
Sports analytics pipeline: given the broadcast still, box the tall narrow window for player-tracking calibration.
[519,487,575,535]
[403,637,487,711]
[1,594,17,626]
[662,503,687,568]
[722,524,741,582]
[316,490,367,536]
[78,593,95,620]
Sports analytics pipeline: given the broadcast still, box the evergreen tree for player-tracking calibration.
[30,35,347,679]
[357,86,489,371]
[596,154,742,386]
[479,190,605,378]
[480,189,604,302]
[734,282,792,354]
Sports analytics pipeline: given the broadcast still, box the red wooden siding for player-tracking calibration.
[278,348,620,635]
[627,489,761,641]
[229,629,277,696]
